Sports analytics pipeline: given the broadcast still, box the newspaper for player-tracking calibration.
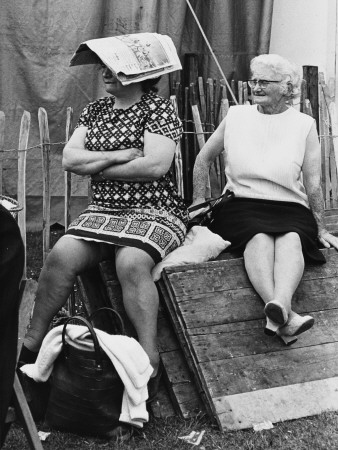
[70,33,182,85]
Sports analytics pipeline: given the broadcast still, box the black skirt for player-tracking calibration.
[209,198,326,264]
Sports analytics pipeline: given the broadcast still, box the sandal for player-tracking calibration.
[277,311,314,337]
[264,300,288,327]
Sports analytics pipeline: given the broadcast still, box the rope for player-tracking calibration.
[0,141,66,153]
[185,0,238,105]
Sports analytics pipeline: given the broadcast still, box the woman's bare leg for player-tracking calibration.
[115,246,159,374]
[24,236,109,352]
[273,232,304,312]
[243,233,275,303]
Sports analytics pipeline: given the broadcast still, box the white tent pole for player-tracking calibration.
[185,0,238,105]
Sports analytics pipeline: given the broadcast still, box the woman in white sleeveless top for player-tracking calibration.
[191,54,338,343]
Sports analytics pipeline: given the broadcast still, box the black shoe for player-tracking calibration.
[17,345,38,368]
[16,368,51,421]
[17,346,51,421]
[146,362,163,404]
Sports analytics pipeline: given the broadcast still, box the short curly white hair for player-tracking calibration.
[250,54,302,98]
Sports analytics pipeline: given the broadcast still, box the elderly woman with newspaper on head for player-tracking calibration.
[19,33,188,410]
[191,54,338,345]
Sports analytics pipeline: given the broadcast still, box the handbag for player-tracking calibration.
[188,189,234,230]
[45,308,126,438]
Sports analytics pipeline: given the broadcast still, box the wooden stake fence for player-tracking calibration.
[0,67,338,268]
[38,108,51,263]
[17,111,31,278]
[0,112,5,196]
[64,107,73,229]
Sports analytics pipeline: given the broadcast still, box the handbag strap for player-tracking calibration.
[88,307,126,335]
[62,315,103,369]
[188,189,234,213]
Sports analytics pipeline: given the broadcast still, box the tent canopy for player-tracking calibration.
[0,0,273,230]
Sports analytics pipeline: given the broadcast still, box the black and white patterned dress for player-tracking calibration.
[66,93,188,263]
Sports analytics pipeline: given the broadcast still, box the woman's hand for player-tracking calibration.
[318,230,338,250]
[117,148,144,163]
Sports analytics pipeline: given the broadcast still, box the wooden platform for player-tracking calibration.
[75,208,338,422]
[159,247,338,430]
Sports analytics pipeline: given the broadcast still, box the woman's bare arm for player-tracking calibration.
[62,127,143,175]
[99,131,176,181]
[303,122,338,250]
[192,117,227,205]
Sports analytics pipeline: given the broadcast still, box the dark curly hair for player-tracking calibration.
[141,77,162,93]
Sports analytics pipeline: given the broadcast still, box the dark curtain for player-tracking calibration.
[0,0,273,229]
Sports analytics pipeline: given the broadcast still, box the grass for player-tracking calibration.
[4,230,338,449]
[4,412,338,449]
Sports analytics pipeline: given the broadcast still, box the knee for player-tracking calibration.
[244,233,272,254]
[280,232,302,250]
[117,260,144,286]
[42,239,78,278]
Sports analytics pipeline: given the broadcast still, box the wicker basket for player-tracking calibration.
[0,195,23,220]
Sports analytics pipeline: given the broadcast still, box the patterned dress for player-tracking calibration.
[66,92,188,263]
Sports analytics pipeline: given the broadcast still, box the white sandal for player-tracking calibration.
[277,311,314,337]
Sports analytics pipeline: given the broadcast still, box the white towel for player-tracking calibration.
[21,324,153,428]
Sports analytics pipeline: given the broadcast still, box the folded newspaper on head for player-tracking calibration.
[70,32,182,85]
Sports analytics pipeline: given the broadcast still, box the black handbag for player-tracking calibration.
[188,189,234,230]
[45,308,126,438]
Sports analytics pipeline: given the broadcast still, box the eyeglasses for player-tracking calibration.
[248,79,282,89]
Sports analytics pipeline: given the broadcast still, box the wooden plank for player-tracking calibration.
[13,373,44,450]
[170,96,184,198]
[198,77,206,124]
[158,278,210,417]
[151,382,176,418]
[319,73,331,208]
[163,248,338,299]
[17,111,31,279]
[238,81,243,105]
[64,107,73,229]
[0,111,5,194]
[188,309,338,363]
[171,382,204,418]
[329,102,338,206]
[215,376,338,431]
[38,108,51,262]
[176,274,338,328]
[191,104,206,151]
[17,279,38,355]
[303,66,319,131]
[190,102,211,197]
[201,342,338,399]
[243,82,248,104]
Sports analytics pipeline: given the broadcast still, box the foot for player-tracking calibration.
[264,317,280,336]
[17,370,51,420]
[17,345,39,368]
[264,300,289,326]
[277,311,314,337]
[147,362,163,404]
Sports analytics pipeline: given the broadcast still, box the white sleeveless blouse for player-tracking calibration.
[223,105,315,208]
